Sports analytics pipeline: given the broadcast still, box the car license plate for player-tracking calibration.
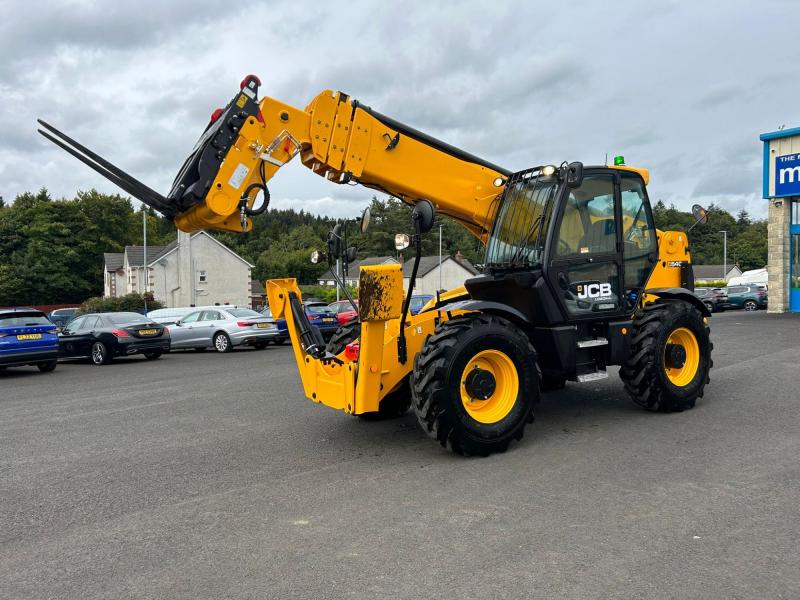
[16,333,42,340]
[323,318,335,323]
[138,329,157,335]
[257,323,270,328]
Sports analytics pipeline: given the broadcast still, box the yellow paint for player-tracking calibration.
[459,349,519,424]
[664,327,700,387]
[609,164,650,185]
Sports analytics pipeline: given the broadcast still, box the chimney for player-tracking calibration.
[455,249,463,261]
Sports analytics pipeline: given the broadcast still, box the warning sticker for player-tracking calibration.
[236,94,248,108]
[228,163,250,189]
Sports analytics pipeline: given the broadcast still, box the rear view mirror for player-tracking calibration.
[412,200,435,234]
[345,246,357,263]
[692,204,708,225]
[563,161,584,188]
[359,206,371,233]
[328,223,343,258]
[395,233,410,250]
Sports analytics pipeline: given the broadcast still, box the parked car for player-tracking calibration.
[146,305,226,326]
[59,312,170,365]
[722,285,768,311]
[694,287,728,313]
[409,294,435,315]
[0,308,59,373]
[48,307,79,330]
[328,299,358,326]
[260,306,288,345]
[169,307,278,352]
[304,302,340,339]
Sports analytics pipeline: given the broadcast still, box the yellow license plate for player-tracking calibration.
[138,329,158,335]
[257,323,270,328]
[17,333,42,340]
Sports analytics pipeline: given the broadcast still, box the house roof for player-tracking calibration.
[125,245,167,267]
[143,231,254,268]
[318,256,399,280]
[104,252,124,272]
[692,264,742,279]
[402,255,479,278]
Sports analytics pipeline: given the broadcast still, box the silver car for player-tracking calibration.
[169,307,279,352]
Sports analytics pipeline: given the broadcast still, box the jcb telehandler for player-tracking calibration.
[39,74,713,455]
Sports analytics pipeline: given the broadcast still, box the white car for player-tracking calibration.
[169,307,279,352]
[146,305,221,326]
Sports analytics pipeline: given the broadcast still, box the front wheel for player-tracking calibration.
[411,314,538,456]
[213,332,233,353]
[38,360,57,372]
[743,300,757,311]
[620,300,712,412]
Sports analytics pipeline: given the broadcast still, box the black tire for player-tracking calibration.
[411,314,538,456]
[213,332,233,353]
[325,321,360,355]
[703,301,714,313]
[539,373,567,392]
[144,352,162,360]
[273,337,286,346]
[37,360,57,372]
[620,300,712,412]
[91,341,112,365]
[358,378,412,421]
[743,300,757,311]
[253,342,268,350]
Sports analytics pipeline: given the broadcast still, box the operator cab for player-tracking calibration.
[468,162,658,326]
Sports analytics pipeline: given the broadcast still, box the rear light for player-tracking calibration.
[46,328,57,334]
[209,108,224,122]
[237,321,254,327]
[344,342,360,362]
[112,329,130,338]
[757,292,766,297]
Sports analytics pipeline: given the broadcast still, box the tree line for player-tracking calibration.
[0,189,768,306]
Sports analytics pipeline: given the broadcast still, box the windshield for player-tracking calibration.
[307,305,332,314]
[484,170,557,270]
[0,313,51,326]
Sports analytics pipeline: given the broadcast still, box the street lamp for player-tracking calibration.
[719,230,728,280]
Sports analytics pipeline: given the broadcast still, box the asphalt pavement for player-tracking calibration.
[1,310,799,599]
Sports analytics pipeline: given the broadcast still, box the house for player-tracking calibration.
[402,252,479,294]
[250,280,266,310]
[317,256,399,286]
[692,264,743,284]
[103,231,254,307]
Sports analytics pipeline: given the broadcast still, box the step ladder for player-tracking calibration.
[575,336,608,382]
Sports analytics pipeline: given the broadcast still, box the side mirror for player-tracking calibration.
[345,246,357,263]
[412,200,435,234]
[328,223,343,258]
[395,233,410,250]
[692,204,708,225]
[359,206,371,233]
[563,161,584,188]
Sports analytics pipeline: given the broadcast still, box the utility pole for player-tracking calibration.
[142,210,148,313]
[719,230,728,281]
[438,224,443,292]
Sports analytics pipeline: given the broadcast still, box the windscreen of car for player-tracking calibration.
[410,297,428,310]
[105,313,152,325]
[226,308,262,318]
[0,312,51,326]
[261,307,272,317]
[306,305,332,314]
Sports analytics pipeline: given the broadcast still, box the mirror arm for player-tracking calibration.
[325,248,359,317]
[397,218,423,365]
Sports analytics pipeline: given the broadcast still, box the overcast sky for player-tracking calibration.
[1,0,797,219]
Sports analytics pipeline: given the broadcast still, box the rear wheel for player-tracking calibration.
[37,360,57,372]
[144,351,162,360]
[213,332,233,353]
[411,314,538,456]
[253,342,268,350]
[91,341,112,365]
[620,300,712,412]
[273,337,286,346]
[325,321,360,355]
[743,300,757,311]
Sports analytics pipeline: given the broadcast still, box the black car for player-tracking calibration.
[59,312,170,365]
[694,287,728,313]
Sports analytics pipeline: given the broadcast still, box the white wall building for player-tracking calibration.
[317,256,399,286]
[103,231,254,308]
[402,253,478,295]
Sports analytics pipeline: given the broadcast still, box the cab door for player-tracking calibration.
[546,172,626,321]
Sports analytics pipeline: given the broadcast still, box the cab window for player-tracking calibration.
[619,173,657,289]
[555,175,616,257]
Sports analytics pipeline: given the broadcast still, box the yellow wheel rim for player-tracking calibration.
[664,327,700,387]
[460,349,519,424]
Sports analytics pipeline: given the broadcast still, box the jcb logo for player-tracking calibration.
[577,283,612,299]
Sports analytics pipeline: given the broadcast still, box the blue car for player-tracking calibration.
[261,302,340,343]
[260,306,288,345]
[409,294,435,315]
[0,308,59,372]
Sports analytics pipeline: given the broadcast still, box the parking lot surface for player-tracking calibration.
[1,311,799,599]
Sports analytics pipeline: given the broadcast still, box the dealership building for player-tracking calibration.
[761,127,800,313]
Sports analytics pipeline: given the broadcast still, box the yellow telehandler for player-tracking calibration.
[39,74,713,455]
